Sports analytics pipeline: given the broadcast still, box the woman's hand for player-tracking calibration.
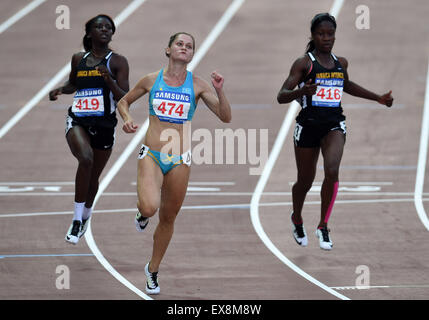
[122,119,138,133]
[49,88,62,101]
[210,71,224,90]
[96,65,112,83]
[377,90,393,107]
[300,79,318,96]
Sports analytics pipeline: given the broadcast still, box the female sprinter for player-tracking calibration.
[277,13,393,250]
[49,15,129,244]
[117,32,231,294]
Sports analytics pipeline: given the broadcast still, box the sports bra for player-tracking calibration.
[148,69,197,124]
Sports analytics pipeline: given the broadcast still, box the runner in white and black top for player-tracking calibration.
[277,13,393,250]
[49,14,129,245]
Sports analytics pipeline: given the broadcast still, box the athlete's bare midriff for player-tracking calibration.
[144,115,192,155]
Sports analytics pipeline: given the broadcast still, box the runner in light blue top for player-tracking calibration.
[117,32,232,295]
[149,68,197,124]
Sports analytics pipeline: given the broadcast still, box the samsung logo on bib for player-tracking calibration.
[154,91,190,102]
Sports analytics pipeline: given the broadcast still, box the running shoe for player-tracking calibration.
[316,227,333,250]
[78,218,90,238]
[144,262,160,295]
[290,212,307,247]
[135,211,149,232]
[65,220,81,244]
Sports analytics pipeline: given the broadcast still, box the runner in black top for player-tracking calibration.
[49,14,129,244]
[277,13,393,250]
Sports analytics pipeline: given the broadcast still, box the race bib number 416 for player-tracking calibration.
[153,90,191,124]
[312,78,344,107]
[72,88,104,117]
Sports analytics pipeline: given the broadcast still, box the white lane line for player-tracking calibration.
[0,64,70,139]
[3,197,429,218]
[84,119,151,300]
[289,181,393,186]
[249,0,349,301]
[414,61,429,231]
[84,0,246,300]
[187,0,245,71]
[337,165,416,170]
[330,0,345,17]
[0,182,74,185]
[331,284,429,290]
[257,198,429,207]
[0,0,148,139]
[0,181,234,186]
[1,191,426,196]
[0,0,46,35]
[187,187,220,191]
[0,253,94,259]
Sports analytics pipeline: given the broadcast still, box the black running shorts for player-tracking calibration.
[293,120,346,148]
[65,115,115,150]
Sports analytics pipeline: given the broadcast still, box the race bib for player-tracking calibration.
[152,90,191,124]
[312,78,344,107]
[72,88,104,117]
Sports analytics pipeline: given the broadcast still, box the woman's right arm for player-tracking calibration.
[117,75,151,133]
[49,53,83,100]
[277,56,318,104]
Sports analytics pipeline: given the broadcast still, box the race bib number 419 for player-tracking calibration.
[153,90,191,124]
[72,88,104,117]
[312,78,344,107]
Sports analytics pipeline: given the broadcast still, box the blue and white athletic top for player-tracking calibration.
[68,51,118,128]
[149,69,197,124]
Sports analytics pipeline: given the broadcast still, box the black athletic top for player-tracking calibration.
[296,52,346,124]
[68,51,118,128]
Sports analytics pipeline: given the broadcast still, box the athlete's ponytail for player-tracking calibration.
[306,40,316,53]
[83,14,116,52]
[83,34,92,52]
[306,13,336,53]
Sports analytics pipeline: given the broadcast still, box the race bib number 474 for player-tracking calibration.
[312,78,344,107]
[153,90,191,124]
[72,88,104,117]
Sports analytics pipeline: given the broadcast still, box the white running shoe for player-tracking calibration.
[290,212,307,247]
[144,262,160,295]
[135,211,149,232]
[65,220,81,244]
[316,227,333,250]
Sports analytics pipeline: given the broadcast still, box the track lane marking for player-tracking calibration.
[414,61,429,231]
[1,191,426,196]
[331,284,429,290]
[0,253,94,259]
[3,197,429,218]
[0,0,46,35]
[0,198,429,218]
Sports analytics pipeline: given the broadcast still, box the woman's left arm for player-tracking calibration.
[197,71,232,123]
[96,54,130,101]
[340,57,393,107]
